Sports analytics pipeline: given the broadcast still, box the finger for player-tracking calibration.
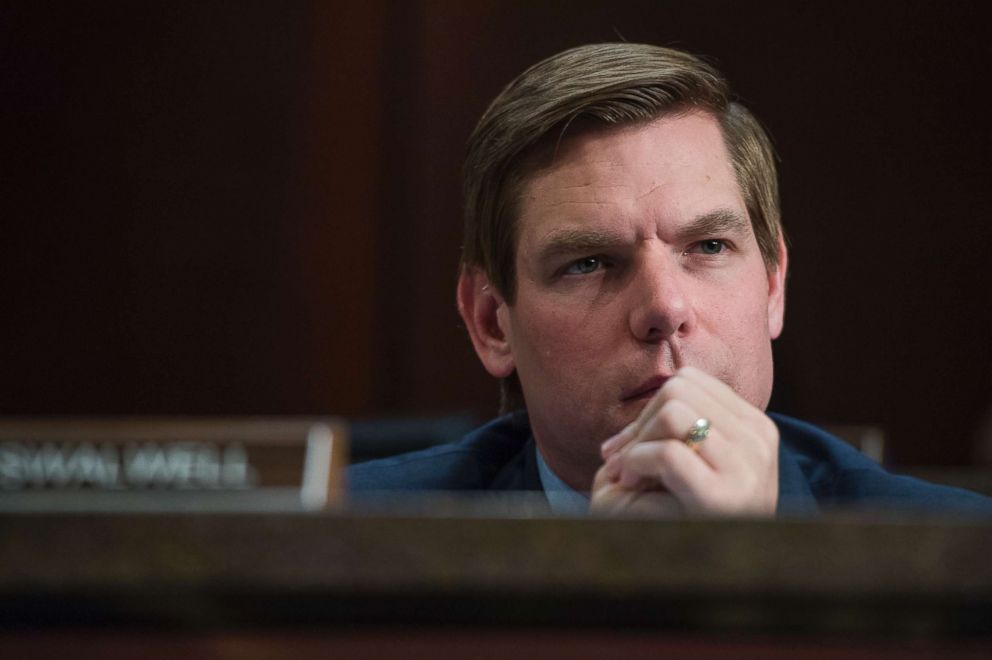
[621,369,742,451]
[627,375,674,433]
[678,366,766,423]
[631,397,697,445]
[627,397,736,472]
[600,421,638,458]
[678,367,781,469]
[597,453,666,490]
[623,490,683,517]
[612,439,714,506]
[590,478,681,517]
[601,374,707,457]
[598,452,622,485]
[667,368,778,461]
[625,391,776,512]
[589,480,641,514]
[640,377,741,447]
[603,446,700,489]
[603,367,766,461]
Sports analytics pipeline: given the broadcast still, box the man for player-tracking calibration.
[349,43,990,515]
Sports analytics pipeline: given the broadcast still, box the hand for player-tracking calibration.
[590,366,779,516]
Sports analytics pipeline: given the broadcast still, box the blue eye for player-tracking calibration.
[564,256,602,275]
[695,240,727,255]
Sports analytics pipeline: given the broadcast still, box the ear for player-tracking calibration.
[457,266,516,378]
[766,235,788,339]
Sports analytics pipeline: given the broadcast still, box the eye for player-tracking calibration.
[564,256,603,275]
[689,239,729,256]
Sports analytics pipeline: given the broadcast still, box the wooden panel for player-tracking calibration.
[1,510,990,642]
[299,2,387,414]
[2,631,990,660]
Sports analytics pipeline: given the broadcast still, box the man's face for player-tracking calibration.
[496,111,786,486]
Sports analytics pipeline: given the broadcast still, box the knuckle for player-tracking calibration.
[636,439,670,466]
[657,402,684,436]
[653,439,681,462]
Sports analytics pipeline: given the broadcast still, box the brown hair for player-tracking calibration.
[461,43,783,411]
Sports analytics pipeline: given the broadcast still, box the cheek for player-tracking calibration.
[716,290,776,404]
[698,283,772,363]
[718,266,774,338]
[512,302,613,377]
[724,295,773,356]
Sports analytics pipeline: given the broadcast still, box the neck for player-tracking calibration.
[535,441,596,492]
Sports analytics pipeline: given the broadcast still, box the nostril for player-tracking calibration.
[630,299,687,343]
[644,326,664,342]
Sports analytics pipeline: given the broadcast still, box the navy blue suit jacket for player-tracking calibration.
[348,413,992,515]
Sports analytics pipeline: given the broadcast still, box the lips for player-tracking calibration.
[621,375,670,402]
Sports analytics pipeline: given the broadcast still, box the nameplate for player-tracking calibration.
[0,418,348,510]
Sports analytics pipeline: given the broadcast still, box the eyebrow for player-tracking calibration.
[675,209,751,242]
[537,228,628,263]
[536,209,750,263]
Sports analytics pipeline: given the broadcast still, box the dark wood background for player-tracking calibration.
[3,1,990,466]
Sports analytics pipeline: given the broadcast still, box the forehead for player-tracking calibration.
[514,111,743,246]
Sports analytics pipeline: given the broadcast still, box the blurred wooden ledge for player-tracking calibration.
[1,505,990,642]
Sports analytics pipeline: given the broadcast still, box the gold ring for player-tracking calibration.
[685,418,710,449]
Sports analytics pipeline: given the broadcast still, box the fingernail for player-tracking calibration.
[601,424,635,457]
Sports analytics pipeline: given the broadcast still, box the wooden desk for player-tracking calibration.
[1,502,990,657]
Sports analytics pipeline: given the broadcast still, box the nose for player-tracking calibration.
[627,251,693,343]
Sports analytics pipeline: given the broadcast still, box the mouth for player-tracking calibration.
[621,375,670,402]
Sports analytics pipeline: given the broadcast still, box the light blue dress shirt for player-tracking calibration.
[535,445,590,515]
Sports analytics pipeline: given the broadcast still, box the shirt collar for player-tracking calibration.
[535,444,590,514]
